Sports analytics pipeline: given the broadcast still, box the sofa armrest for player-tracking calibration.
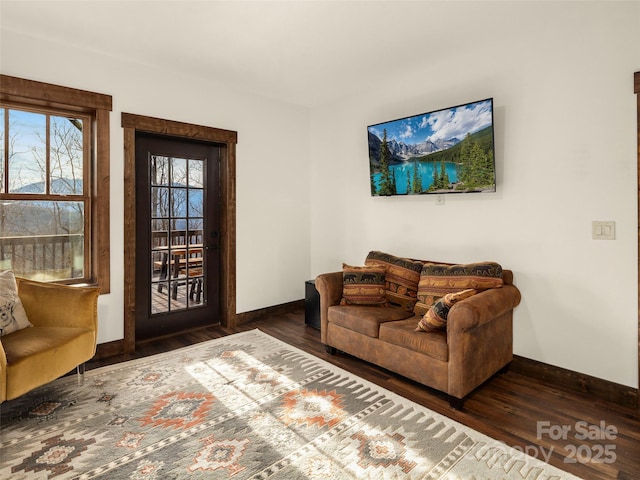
[446,285,521,399]
[447,285,521,332]
[16,278,100,332]
[315,271,343,344]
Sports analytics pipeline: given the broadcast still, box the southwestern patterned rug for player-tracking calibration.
[0,329,581,479]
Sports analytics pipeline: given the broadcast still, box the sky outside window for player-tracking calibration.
[3,108,83,194]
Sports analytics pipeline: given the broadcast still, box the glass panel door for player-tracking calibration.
[135,133,220,340]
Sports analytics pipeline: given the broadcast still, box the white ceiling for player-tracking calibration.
[1,0,531,108]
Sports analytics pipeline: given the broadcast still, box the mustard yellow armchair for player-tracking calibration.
[0,278,99,403]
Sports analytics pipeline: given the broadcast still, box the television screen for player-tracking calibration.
[367,98,496,196]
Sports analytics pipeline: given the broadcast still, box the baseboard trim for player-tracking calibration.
[511,355,638,409]
[92,305,637,409]
[235,299,304,326]
[94,339,124,360]
[92,301,303,359]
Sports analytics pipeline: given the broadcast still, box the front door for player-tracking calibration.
[135,133,221,340]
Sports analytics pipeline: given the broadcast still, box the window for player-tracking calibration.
[0,75,111,292]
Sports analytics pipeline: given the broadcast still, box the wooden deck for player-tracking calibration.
[151,276,203,313]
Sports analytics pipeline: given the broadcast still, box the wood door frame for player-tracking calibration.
[122,113,237,353]
[636,71,640,405]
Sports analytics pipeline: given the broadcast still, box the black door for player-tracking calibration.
[135,133,221,340]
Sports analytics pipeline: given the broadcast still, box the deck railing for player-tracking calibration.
[0,233,84,280]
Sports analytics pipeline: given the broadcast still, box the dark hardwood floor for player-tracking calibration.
[87,309,640,480]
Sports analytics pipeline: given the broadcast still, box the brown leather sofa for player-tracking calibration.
[315,262,521,408]
[0,278,100,403]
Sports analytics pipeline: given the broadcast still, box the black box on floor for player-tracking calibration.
[304,280,320,330]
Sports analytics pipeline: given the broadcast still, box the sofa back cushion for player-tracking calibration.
[365,251,423,311]
[414,262,503,315]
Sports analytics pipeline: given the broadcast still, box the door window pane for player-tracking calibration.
[188,158,203,188]
[151,187,169,218]
[171,157,187,185]
[151,155,169,186]
[170,187,188,218]
[188,188,203,218]
[188,218,203,232]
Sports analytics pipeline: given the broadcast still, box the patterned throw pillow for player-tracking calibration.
[340,264,388,306]
[414,261,503,315]
[0,270,33,337]
[416,289,477,332]
[365,251,423,311]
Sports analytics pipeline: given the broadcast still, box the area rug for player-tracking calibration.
[0,329,581,479]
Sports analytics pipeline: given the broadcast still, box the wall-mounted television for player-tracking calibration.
[367,98,496,196]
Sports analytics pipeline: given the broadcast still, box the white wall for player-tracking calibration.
[310,1,640,388]
[2,1,639,389]
[0,30,311,344]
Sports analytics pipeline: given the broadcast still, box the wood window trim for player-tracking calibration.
[0,75,111,293]
[121,112,237,353]
[635,70,640,407]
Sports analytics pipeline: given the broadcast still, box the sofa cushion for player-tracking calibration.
[414,262,503,315]
[416,288,477,332]
[340,263,388,306]
[0,270,32,337]
[365,251,423,311]
[379,318,449,362]
[328,305,413,338]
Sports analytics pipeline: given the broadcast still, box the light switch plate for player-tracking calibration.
[592,221,615,240]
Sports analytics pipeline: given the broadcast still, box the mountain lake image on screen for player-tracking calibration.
[367,98,496,196]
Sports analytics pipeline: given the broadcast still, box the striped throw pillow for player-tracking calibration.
[365,251,424,311]
[340,264,388,306]
[414,262,503,315]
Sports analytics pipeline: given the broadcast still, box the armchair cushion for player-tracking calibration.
[2,326,95,400]
[0,270,32,337]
